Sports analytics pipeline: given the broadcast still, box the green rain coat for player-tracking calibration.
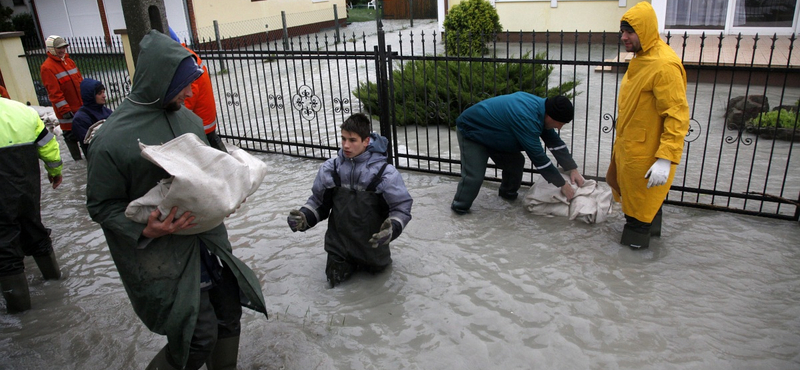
[608,2,690,223]
[85,30,267,367]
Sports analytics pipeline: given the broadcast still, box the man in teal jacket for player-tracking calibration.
[86,30,267,370]
[0,98,63,313]
[452,93,585,214]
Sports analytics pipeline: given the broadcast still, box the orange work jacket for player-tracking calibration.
[40,52,83,131]
[183,46,218,134]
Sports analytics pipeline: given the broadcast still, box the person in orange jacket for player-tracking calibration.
[169,28,227,153]
[40,35,84,161]
[0,84,9,99]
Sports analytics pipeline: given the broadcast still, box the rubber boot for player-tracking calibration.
[205,335,240,370]
[1,273,31,313]
[326,255,354,288]
[145,346,179,370]
[621,226,651,249]
[34,251,61,280]
[64,137,83,161]
[650,208,663,237]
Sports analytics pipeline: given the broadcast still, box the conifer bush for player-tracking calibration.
[353,52,578,127]
[443,0,502,56]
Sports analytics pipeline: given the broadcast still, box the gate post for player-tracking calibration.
[375,19,393,163]
[281,11,289,49]
[0,32,37,105]
[334,5,341,44]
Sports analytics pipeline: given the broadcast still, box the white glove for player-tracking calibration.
[645,158,671,188]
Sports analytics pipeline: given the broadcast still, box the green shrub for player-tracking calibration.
[749,109,799,129]
[353,52,578,127]
[443,0,502,56]
[12,13,37,43]
[0,5,13,32]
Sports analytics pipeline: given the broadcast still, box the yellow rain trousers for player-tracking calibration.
[607,2,690,223]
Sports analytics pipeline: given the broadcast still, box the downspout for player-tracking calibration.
[96,0,112,45]
[27,0,44,47]
[182,0,197,46]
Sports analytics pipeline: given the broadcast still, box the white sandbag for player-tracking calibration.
[125,133,267,235]
[28,105,59,133]
[84,119,105,144]
[523,173,613,224]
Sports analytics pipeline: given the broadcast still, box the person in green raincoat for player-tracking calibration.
[86,30,267,370]
[606,2,690,249]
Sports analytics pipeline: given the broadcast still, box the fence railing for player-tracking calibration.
[20,18,800,220]
[198,24,800,220]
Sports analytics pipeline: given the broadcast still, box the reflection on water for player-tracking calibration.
[2,151,799,370]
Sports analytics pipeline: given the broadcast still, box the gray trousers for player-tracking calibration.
[452,130,525,211]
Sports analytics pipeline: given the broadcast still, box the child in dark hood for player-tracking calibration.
[72,78,112,157]
[288,113,413,287]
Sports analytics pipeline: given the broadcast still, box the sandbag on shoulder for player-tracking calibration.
[125,133,268,235]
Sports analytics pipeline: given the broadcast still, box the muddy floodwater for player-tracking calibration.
[1,149,799,370]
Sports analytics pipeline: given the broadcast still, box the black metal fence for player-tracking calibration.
[193,23,799,220]
[21,22,800,221]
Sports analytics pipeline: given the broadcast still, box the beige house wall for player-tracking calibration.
[447,0,646,33]
[192,0,347,39]
[498,1,639,32]
[0,32,37,105]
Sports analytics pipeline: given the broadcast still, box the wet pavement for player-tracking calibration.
[1,139,799,369]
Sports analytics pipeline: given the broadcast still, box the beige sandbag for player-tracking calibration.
[523,173,613,224]
[84,119,105,144]
[125,133,267,235]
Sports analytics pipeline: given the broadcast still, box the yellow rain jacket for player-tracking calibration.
[607,1,690,223]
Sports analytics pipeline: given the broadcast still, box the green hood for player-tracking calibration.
[621,2,661,54]
[128,30,193,108]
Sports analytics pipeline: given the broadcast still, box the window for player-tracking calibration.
[666,0,797,30]
[733,0,796,27]
[666,0,727,29]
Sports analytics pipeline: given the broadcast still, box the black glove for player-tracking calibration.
[287,210,308,232]
[62,112,73,119]
[368,219,393,248]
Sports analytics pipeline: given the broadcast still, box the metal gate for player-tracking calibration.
[198,24,799,221]
[22,22,799,220]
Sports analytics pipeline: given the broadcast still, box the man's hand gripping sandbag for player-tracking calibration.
[125,133,267,235]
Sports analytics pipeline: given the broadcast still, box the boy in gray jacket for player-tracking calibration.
[288,113,413,287]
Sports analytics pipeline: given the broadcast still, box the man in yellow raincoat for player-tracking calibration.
[606,2,690,249]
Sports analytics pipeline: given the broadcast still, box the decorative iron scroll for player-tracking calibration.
[292,85,322,121]
[268,94,284,110]
[427,100,447,121]
[225,92,240,107]
[685,118,701,143]
[602,113,616,134]
[333,96,351,114]
[724,124,754,146]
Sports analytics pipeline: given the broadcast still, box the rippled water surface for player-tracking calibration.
[2,150,799,370]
